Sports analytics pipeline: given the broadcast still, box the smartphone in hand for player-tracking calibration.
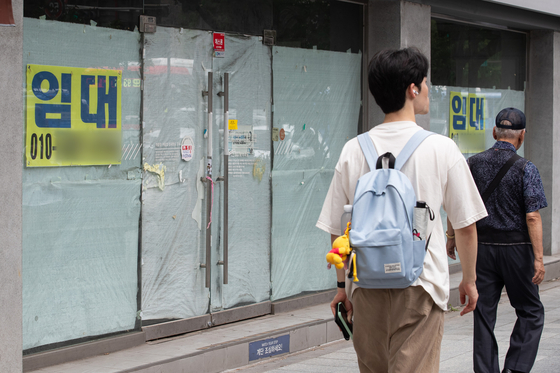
[334,302,353,340]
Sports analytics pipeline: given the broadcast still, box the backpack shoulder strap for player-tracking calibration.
[357,133,378,171]
[394,130,433,170]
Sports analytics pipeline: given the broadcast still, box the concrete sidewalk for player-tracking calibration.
[28,255,560,373]
[228,278,560,373]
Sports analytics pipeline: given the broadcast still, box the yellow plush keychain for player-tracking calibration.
[326,222,359,282]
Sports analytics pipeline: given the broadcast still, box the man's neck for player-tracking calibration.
[382,101,416,124]
[496,138,520,150]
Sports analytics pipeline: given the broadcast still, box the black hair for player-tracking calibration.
[368,47,429,114]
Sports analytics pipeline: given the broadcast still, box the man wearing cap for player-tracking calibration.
[446,107,547,373]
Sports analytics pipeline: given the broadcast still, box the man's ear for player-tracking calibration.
[408,83,418,98]
[492,127,497,140]
[519,129,526,148]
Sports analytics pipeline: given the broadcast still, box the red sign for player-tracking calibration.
[0,0,15,26]
[213,33,225,52]
[45,0,64,19]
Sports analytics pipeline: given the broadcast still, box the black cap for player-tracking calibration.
[495,107,525,130]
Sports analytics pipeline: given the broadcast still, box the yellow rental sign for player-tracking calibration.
[25,64,122,167]
[449,91,487,153]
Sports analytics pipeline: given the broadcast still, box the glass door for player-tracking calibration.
[211,34,272,312]
[141,28,272,329]
[141,28,211,322]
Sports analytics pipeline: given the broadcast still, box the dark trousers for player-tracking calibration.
[473,243,544,373]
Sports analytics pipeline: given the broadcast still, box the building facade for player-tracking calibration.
[1,0,560,371]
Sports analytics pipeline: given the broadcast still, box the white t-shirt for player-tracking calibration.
[316,121,487,310]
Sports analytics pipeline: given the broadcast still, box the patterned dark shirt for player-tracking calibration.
[467,141,547,242]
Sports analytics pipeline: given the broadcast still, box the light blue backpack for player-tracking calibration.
[349,130,433,289]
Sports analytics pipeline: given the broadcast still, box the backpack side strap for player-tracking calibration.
[357,133,378,171]
[394,130,434,170]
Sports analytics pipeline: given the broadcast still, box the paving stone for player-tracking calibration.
[232,277,560,373]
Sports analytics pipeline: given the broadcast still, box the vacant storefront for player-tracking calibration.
[5,1,559,371]
[21,0,365,354]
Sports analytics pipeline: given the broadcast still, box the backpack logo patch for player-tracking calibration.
[384,263,402,274]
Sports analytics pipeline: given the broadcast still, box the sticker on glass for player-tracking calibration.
[213,32,225,58]
[181,136,194,161]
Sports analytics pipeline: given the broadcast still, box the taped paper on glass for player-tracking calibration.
[448,91,487,153]
[144,163,166,190]
[228,119,238,130]
[429,85,525,156]
[25,64,122,167]
[253,109,267,130]
[230,125,255,156]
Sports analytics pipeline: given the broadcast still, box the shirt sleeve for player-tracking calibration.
[523,161,548,213]
[443,155,488,229]
[316,167,349,236]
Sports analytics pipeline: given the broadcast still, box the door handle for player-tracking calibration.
[217,73,229,285]
[201,72,213,288]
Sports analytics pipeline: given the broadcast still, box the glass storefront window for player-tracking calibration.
[22,18,142,353]
[430,18,527,264]
[22,0,364,353]
[270,46,362,300]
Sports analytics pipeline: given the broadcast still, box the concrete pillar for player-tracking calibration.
[367,0,431,130]
[526,30,560,256]
[0,0,23,371]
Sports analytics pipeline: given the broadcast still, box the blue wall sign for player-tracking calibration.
[249,334,290,361]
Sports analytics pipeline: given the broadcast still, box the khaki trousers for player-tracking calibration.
[352,286,444,373]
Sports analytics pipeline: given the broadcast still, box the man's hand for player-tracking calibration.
[527,211,545,285]
[330,288,353,324]
[446,237,456,260]
[454,223,478,316]
[533,259,545,285]
[458,280,478,316]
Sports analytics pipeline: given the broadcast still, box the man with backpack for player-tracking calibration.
[446,108,547,373]
[316,47,487,373]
